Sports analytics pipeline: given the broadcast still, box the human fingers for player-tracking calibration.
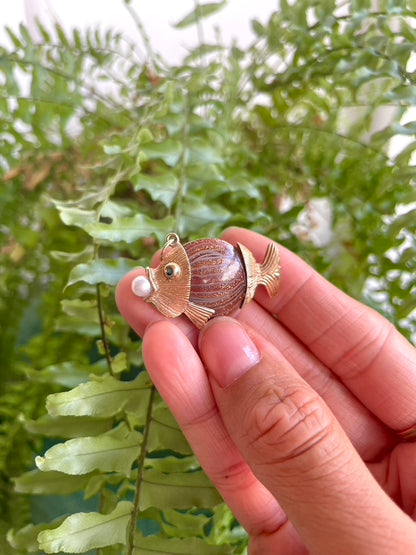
[369,442,416,519]
[237,301,395,461]
[222,227,416,434]
[200,317,416,554]
[117,268,394,461]
[115,268,198,343]
[142,320,306,553]
[117,275,304,546]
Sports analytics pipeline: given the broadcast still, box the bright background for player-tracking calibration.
[1,0,278,63]
[1,0,413,161]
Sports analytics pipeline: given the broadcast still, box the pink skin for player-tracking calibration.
[116,227,416,554]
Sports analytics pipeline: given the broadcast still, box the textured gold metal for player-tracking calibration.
[145,236,191,318]
[257,242,281,297]
[184,302,215,329]
[238,242,281,306]
[161,233,180,259]
[139,233,281,329]
[237,243,261,306]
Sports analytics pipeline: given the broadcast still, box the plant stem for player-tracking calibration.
[124,0,158,68]
[174,93,190,232]
[127,385,157,554]
[96,283,114,376]
[194,0,205,50]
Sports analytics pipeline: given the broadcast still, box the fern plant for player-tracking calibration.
[1,0,415,553]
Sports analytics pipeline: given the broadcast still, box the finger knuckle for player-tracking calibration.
[245,382,334,465]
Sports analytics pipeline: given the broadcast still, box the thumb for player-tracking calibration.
[199,317,415,554]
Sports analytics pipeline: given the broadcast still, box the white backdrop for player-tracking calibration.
[1,0,278,63]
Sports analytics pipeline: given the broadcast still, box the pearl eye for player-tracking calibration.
[164,263,181,279]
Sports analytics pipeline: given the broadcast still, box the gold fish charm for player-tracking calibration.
[131,233,281,329]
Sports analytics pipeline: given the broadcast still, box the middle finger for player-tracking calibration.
[235,301,396,461]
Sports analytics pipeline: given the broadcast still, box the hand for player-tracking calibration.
[116,227,416,554]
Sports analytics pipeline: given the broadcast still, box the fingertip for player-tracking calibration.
[142,319,209,418]
[143,317,178,340]
[116,269,199,344]
[199,317,261,388]
[142,318,179,356]
[115,268,163,338]
[115,267,146,318]
[115,268,146,310]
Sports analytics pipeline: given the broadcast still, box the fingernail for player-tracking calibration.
[199,318,261,388]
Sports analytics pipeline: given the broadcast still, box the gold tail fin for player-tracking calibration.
[258,243,281,297]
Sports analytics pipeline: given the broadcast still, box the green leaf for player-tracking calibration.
[385,85,416,104]
[67,258,139,287]
[181,197,230,233]
[56,206,97,229]
[84,214,176,244]
[186,163,223,186]
[73,28,83,49]
[50,246,94,264]
[174,1,226,29]
[46,373,151,418]
[208,503,245,545]
[7,519,64,552]
[37,501,133,553]
[101,200,133,219]
[188,137,223,165]
[147,417,193,455]
[184,44,225,64]
[141,139,182,167]
[140,469,221,510]
[132,172,179,209]
[55,23,69,48]
[55,315,101,336]
[145,455,200,473]
[112,352,128,374]
[36,423,142,475]
[161,509,210,538]
[60,299,99,322]
[25,414,112,438]
[5,26,24,48]
[84,473,124,500]
[156,112,186,134]
[137,127,154,144]
[24,360,106,388]
[251,19,266,37]
[149,405,192,454]
[103,144,123,155]
[133,531,232,554]
[14,469,91,495]
[392,121,416,136]
[52,189,110,210]
[389,209,416,236]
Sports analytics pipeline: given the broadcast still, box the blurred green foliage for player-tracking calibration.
[0,0,415,552]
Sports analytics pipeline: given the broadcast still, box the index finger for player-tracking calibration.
[222,227,416,433]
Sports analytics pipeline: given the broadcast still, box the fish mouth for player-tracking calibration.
[145,267,158,300]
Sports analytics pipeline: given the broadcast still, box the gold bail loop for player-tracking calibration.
[161,233,180,260]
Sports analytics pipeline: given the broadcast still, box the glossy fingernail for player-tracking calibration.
[199,317,261,388]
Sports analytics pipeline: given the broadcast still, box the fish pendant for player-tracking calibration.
[131,233,281,329]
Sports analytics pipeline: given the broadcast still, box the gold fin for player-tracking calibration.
[147,241,191,318]
[237,243,260,306]
[184,302,215,329]
[258,243,281,297]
